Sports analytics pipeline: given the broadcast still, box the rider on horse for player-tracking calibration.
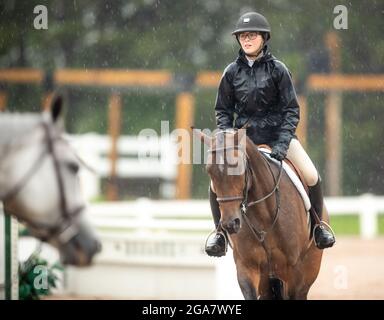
[205,11,335,257]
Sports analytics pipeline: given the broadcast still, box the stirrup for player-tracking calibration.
[313,221,336,248]
[204,229,229,254]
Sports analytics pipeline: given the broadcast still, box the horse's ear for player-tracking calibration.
[191,127,211,146]
[50,94,64,123]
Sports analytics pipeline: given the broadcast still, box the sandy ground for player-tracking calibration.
[308,237,384,300]
[46,237,384,300]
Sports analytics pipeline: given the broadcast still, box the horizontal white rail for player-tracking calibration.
[88,194,384,239]
[67,133,178,179]
[66,133,178,199]
[61,195,384,299]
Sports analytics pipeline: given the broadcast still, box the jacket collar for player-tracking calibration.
[236,45,274,67]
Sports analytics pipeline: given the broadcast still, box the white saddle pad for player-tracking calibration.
[258,148,311,212]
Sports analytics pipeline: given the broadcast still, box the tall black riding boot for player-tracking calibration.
[309,177,335,249]
[205,186,228,257]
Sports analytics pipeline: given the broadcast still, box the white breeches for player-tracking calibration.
[286,138,319,187]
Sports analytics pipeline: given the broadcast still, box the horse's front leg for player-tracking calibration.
[238,275,258,300]
[236,264,259,300]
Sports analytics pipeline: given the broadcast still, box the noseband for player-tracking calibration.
[208,144,283,242]
[0,119,84,244]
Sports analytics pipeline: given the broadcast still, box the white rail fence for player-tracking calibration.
[15,195,384,299]
[325,194,384,239]
[61,195,384,299]
[67,133,178,200]
[88,194,384,239]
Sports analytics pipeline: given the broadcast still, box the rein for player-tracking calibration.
[208,144,283,242]
[0,120,84,244]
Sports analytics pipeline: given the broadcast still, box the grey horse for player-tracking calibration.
[0,95,100,266]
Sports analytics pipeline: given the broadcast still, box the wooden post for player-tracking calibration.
[175,92,195,199]
[42,91,54,111]
[325,32,342,196]
[325,92,342,195]
[107,92,122,201]
[0,90,7,111]
[296,95,308,148]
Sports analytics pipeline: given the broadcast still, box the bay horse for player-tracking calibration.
[0,95,100,266]
[196,128,324,300]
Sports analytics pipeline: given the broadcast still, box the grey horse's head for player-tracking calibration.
[0,95,101,266]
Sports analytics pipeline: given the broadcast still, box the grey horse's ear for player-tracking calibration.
[50,94,63,123]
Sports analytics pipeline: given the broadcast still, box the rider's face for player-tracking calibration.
[239,32,264,57]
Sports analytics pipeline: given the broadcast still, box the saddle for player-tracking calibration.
[257,145,311,212]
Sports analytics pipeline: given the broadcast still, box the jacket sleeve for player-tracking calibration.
[274,62,300,148]
[215,64,235,129]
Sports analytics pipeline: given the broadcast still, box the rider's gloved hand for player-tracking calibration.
[270,144,287,161]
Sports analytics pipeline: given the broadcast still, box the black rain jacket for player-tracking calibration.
[215,45,300,149]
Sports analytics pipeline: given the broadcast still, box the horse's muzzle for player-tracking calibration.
[223,218,241,234]
[60,223,102,266]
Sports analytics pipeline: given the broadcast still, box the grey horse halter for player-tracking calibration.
[208,144,283,242]
[0,119,84,244]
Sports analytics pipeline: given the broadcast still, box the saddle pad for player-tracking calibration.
[258,148,311,212]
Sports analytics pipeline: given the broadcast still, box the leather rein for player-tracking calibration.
[0,120,84,244]
[208,144,283,242]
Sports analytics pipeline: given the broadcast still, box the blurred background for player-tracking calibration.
[0,0,383,300]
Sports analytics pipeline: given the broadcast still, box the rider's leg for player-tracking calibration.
[285,139,335,249]
[205,182,228,257]
[286,138,319,187]
[209,182,221,228]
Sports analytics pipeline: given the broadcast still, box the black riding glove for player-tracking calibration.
[271,144,288,161]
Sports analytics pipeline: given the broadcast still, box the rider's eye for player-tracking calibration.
[67,161,80,174]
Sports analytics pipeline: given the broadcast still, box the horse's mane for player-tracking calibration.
[244,135,260,158]
[211,129,262,159]
[0,112,42,145]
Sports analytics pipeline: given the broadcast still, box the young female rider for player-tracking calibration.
[205,11,335,257]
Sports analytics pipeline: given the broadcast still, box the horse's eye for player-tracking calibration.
[67,161,79,174]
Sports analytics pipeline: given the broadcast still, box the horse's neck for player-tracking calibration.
[247,145,273,192]
[244,146,277,229]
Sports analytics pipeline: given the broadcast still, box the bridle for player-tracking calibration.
[0,119,85,245]
[208,144,283,242]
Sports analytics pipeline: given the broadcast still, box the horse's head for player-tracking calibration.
[194,128,250,234]
[1,95,101,266]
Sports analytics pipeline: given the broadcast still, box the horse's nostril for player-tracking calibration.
[224,218,241,234]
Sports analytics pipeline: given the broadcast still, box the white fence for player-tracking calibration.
[67,133,178,200]
[60,195,384,299]
[87,194,384,239]
[325,194,384,239]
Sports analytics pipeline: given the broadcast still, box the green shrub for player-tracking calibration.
[19,251,63,300]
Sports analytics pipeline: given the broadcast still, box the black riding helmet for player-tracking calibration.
[232,12,271,42]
